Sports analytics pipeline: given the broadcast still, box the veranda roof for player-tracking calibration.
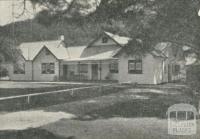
[62,49,119,62]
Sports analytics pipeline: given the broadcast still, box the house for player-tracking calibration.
[154,42,186,82]
[7,39,67,81]
[8,31,183,84]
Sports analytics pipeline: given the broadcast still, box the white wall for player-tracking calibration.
[33,48,59,81]
[118,53,164,84]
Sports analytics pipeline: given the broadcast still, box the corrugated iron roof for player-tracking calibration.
[151,50,167,58]
[67,46,87,59]
[154,42,172,52]
[104,31,131,46]
[19,40,71,60]
[63,49,120,62]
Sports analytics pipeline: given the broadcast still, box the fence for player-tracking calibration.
[0,84,120,111]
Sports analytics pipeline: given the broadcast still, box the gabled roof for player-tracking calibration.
[113,45,167,59]
[19,40,70,60]
[154,42,172,52]
[104,31,131,46]
[88,31,131,47]
[150,50,167,58]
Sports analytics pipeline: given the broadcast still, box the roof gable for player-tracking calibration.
[19,40,69,60]
[104,31,131,46]
[33,46,59,61]
[88,31,131,48]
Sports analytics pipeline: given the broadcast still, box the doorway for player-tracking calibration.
[63,65,68,80]
[91,64,98,80]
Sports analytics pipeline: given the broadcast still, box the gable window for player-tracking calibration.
[41,63,55,74]
[102,36,108,43]
[13,63,25,74]
[109,62,118,73]
[79,64,88,73]
[128,55,142,74]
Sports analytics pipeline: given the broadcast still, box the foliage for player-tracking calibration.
[0,37,17,62]
[1,0,200,61]
[186,65,200,93]
[125,29,154,55]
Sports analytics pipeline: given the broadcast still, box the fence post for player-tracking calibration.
[99,86,102,93]
[27,96,30,104]
[199,100,200,115]
[71,89,74,96]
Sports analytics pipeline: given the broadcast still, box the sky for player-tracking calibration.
[0,0,40,26]
[0,0,100,26]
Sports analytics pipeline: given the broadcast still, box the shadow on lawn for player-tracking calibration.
[0,128,76,139]
[78,92,198,121]
[0,86,123,112]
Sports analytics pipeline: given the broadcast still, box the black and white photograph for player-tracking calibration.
[0,0,200,138]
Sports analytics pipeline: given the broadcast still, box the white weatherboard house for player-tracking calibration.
[8,31,182,84]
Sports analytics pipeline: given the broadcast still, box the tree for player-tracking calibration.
[0,37,17,62]
[9,0,200,56]
[124,28,154,56]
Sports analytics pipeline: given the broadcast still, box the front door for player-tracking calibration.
[63,65,68,80]
[91,64,98,80]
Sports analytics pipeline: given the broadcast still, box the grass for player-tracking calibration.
[0,84,199,139]
[85,91,197,120]
[0,85,124,112]
[0,84,91,98]
[0,128,69,139]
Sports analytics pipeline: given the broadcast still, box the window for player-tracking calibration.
[79,64,88,73]
[41,63,55,74]
[187,111,194,120]
[110,62,118,73]
[170,111,176,120]
[177,111,186,121]
[13,63,25,74]
[102,37,108,43]
[128,55,142,74]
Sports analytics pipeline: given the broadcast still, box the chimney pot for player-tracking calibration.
[60,35,64,41]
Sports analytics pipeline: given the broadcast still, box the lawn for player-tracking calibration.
[40,84,199,139]
[0,83,199,139]
[0,81,93,97]
[0,82,123,112]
